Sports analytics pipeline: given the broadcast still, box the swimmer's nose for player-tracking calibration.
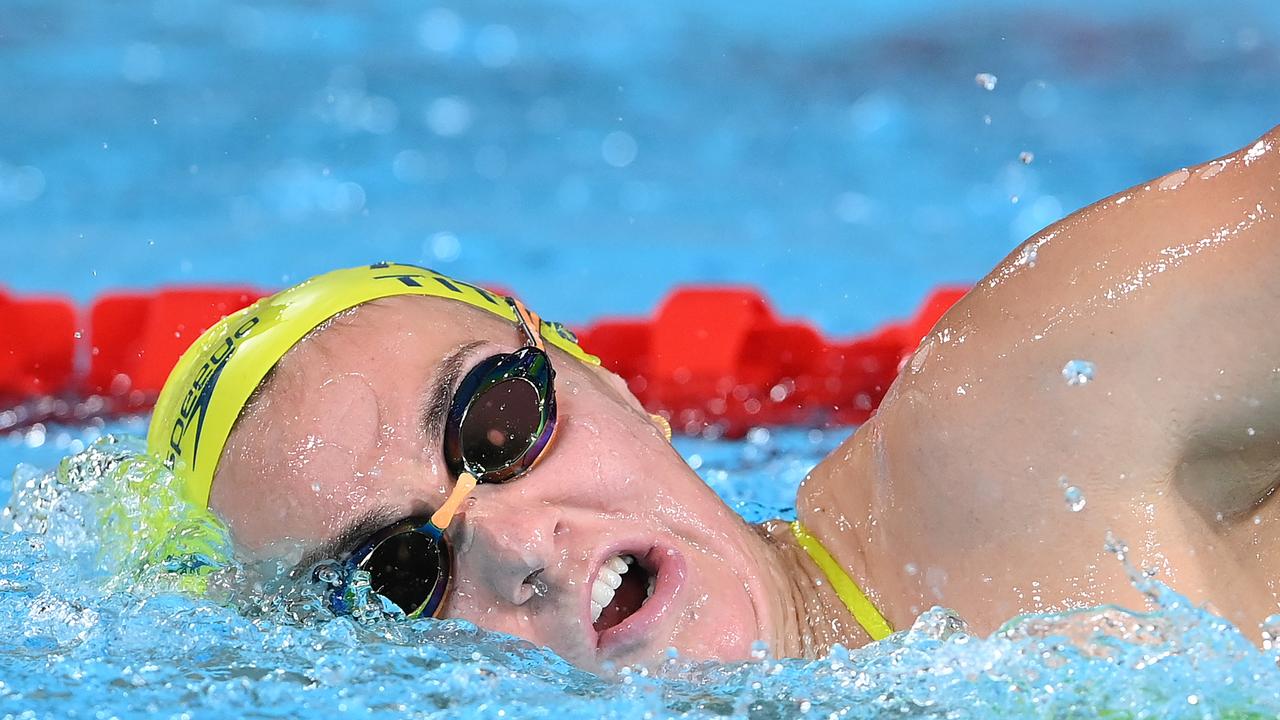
[452,488,559,606]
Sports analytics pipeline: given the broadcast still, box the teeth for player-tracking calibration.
[591,554,634,622]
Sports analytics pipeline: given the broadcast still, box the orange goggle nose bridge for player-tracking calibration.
[430,472,477,531]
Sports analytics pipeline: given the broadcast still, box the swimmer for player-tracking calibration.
[149,124,1280,670]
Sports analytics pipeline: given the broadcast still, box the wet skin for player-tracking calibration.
[802,124,1280,637]
[214,124,1280,669]
[213,296,844,669]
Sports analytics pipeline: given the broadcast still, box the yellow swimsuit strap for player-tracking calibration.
[790,521,894,641]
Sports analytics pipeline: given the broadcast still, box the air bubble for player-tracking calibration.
[975,73,998,91]
[1019,151,1035,165]
[314,564,342,586]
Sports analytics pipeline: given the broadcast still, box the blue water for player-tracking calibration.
[4,429,1280,719]
[5,0,1280,717]
[1,0,1278,332]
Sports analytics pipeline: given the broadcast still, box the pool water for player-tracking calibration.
[2,0,1278,333]
[5,0,1280,717]
[4,428,1280,719]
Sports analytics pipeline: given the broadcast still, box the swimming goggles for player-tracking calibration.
[327,297,558,619]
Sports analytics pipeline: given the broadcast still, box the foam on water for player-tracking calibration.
[2,430,1280,719]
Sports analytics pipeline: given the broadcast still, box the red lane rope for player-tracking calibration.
[0,284,967,436]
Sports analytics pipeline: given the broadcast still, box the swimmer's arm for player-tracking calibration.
[821,126,1280,629]
[897,124,1280,520]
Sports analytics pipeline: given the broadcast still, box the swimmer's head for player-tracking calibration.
[147,262,597,508]
[148,263,790,670]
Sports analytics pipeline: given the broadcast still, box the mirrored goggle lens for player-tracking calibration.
[460,378,544,473]
[363,531,449,616]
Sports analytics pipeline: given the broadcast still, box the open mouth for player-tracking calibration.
[590,553,656,633]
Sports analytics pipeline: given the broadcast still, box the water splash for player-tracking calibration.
[3,431,1280,718]
[2,436,234,594]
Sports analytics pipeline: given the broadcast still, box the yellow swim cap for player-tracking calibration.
[146,262,598,510]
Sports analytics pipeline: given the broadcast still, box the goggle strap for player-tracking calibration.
[507,297,546,352]
[430,471,478,531]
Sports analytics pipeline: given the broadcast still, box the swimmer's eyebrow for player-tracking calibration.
[421,340,489,445]
[298,505,400,571]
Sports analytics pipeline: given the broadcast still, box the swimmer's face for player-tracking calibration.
[213,296,776,670]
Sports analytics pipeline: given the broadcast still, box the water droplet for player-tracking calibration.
[1158,168,1190,191]
[750,640,769,660]
[24,424,46,448]
[1064,486,1086,512]
[1104,530,1128,561]
[1261,614,1280,650]
[975,73,998,91]
[1019,151,1035,164]
[530,575,549,597]
[1062,359,1096,386]
[1057,475,1086,511]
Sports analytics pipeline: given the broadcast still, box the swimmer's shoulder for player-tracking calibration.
[881,123,1280,519]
